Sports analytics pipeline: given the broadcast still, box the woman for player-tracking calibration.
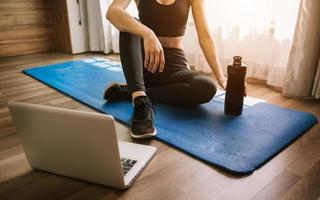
[105,0,227,139]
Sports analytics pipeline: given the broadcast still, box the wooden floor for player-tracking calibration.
[0,52,319,200]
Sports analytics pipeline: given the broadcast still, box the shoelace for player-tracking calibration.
[135,101,156,119]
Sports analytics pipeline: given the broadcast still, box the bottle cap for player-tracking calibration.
[233,56,242,66]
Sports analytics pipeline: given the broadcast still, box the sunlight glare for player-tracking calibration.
[204,0,300,40]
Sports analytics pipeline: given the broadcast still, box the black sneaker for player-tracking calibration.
[103,83,130,101]
[131,96,157,139]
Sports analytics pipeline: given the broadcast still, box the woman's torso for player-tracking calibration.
[135,0,190,49]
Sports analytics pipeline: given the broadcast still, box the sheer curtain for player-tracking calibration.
[283,0,320,98]
[86,0,138,53]
[86,0,111,53]
[183,0,300,87]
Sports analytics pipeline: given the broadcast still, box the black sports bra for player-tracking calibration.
[138,0,190,37]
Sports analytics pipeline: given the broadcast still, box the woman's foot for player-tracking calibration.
[131,96,157,139]
[103,83,130,101]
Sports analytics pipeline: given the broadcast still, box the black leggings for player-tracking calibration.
[119,31,217,107]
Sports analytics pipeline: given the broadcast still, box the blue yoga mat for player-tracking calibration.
[24,58,317,175]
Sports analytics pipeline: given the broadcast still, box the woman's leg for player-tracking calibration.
[118,31,156,139]
[119,31,146,94]
[104,31,146,101]
[146,69,217,107]
[144,48,217,107]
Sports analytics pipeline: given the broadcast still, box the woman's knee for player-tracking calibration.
[120,31,141,45]
[119,31,143,64]
[119,18,141,42]
[192,77,217,104]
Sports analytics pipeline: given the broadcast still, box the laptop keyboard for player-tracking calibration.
[121,158,137,176]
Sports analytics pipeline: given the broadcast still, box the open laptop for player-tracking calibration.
[8,101,157,189]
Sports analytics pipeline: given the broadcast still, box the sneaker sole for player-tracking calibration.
[130,128,157,139]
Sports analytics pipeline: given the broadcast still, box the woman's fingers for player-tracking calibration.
[159,50,165,72]
[244,82,247,96]
[146,48,164,73]
[144,40,164,73]
[144,51,150,69]
[148,52,155,72]
[151,51,160,73]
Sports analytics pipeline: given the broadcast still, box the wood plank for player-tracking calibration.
[282,161,320,200]
[0,0,53,57]
[0,26,52,42]
[0,153,31,184]
[286,126,320,176]
[0,134,21,152]
[51,0,72,53]
[0,76,34,87]
[0,82,47,96]
[5,88,56,102]
[0,172,89,199]
[0,40,53,57]
[0,10,51,28]
[0,1,51,11]
[0,126,16,138]
[0,171,49,196]
[252,170,300,200]
[65,186,120,200]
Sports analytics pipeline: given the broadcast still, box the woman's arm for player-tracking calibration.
[106,0,146,38]
[190,0,227,89]
[107,0,165,73]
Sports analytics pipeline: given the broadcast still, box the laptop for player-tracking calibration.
[8,101,157,189]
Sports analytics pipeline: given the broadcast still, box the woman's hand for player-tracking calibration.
[217,75,227,90]
[143,30,165,73]
[244,81,247,96]
[218,76,247,96]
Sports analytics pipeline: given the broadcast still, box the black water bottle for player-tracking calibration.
[224,56,247,116]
